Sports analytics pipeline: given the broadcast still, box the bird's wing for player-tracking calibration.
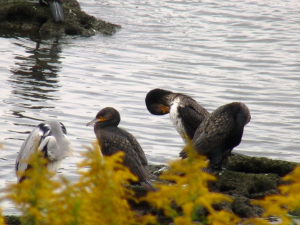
[193,110,236,155]
[15,126,42,175]
[99,128,150,182]
[177,105,208,140]
[119,128,149,170]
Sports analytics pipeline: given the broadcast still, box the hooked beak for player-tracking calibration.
[86,117,105,126]
[161,105,170,114]
[86,118,98,127]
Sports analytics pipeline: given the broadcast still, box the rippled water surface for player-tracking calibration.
[1,0,300,214]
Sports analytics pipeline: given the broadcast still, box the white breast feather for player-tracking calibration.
[169,97,187,143]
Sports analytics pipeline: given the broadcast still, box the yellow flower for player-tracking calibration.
[144,142,239,225]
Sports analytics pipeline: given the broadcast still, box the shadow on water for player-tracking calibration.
[1,28,63,121]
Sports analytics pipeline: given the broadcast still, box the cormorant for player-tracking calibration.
[180,102,251,171]
[15,120,73,182]
[40,0,64,22]
[86,107,156,191]
[145,88,210,142]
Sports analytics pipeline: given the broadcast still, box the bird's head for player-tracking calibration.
[86,107,121,127]
[145,88,173,115]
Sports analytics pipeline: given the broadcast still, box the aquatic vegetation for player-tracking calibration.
[244,165,300,225]
[144,142,240,225]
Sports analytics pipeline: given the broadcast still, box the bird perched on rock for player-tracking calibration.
[145,88,210,143]
[180,102,251,171]
[40,0,64,22]
[15,120,73,182]
[86,107,156,191]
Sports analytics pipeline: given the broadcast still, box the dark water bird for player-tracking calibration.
[86,107,156,191]
[40,0,65,22]
[180,102,251,171]
[145,88,210,142]
[15,120,73,182]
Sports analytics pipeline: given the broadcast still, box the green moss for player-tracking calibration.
[227,154,297,176]
[4,215,21,225]
[132,156,298,220]
[0,0,121,36]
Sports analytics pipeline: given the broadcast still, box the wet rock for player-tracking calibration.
[210,171,281,198]
[231,196,263,218]
[227,154,297,176]
[130,155,298,222]
[4,215,20,225]
[0,0,120,37]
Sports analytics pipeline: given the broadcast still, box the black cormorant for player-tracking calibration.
[40,0,64,22]
[180,102,251,171]
[86,107,156,191]
[15,120,73,182]
[145,88,210,142]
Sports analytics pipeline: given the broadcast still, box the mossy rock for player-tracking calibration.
[4,215,21,225]
[129,156,299,221]
[211,170,281,198]
[0,0,121,36]
[227,154,298,176]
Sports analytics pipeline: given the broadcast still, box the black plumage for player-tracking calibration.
[40,0,64,22]
[180,102,251,171]
[86,107,156,191]
[145,88,210,142]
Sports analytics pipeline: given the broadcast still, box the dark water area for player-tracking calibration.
[0,0,300,214]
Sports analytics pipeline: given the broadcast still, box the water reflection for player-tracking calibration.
[9,35,62,107]
[0,30,64,136]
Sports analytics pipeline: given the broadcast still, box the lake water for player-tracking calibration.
[1,0,300,215]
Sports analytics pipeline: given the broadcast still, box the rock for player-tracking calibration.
[210,171,281,198]
[227,154,297,176]
[129,155,298,222]
[0,0,120,37]
[231,196,262,218]
[4,215,20,225]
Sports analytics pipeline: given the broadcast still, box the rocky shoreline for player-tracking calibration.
[130,154,298,224]
[0,0,120,37]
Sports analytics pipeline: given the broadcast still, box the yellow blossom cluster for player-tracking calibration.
[144,142,240,225]
[244,165,300,225]
[0,209,4,225]
[5,142,155,225]
[3,140,300,225]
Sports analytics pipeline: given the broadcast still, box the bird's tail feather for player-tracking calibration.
[140,180,158,192]
[48,1,64,22]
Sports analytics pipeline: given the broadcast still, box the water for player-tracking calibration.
[1,0,300,215]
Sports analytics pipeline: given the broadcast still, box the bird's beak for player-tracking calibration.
[86,118,99,127]
[86,117,105,126]
[161,105,170,114]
